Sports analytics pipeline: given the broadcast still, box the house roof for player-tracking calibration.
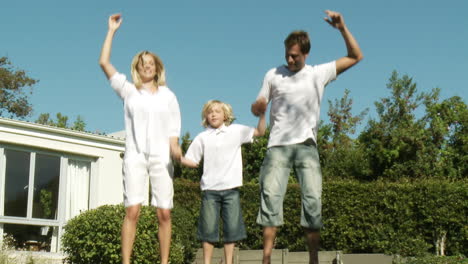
[0,117,125,145]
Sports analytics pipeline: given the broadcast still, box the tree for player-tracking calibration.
[0,57,38,118]
[71,115,86,131]
[35,112,87,132]
[423,92,468,179]
[358,71,435,180]
[318,89,369,180]
[328,89,368,147]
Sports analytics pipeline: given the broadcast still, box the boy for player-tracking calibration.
[181,99,266,264]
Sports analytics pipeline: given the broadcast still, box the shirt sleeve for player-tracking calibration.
[185,134,203,164]
[235,124,255,144]
[168,92,181,138]
[256,69,273,103]
[318,61,337,87]
[109,72,134,100]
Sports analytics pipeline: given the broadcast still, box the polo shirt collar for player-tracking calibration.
[208,124,228,135]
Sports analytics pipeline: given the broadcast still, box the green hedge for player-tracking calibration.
[320,180,467,256]
[62,179,466,263]
[175,179,467,257]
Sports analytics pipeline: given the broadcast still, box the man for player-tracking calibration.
[251,10,363,264]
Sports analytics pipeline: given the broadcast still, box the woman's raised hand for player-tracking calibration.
[108,13,122,31]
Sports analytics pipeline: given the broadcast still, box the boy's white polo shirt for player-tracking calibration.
[185,124,255,191]
[257,61,336,147]
[110,72,181,159]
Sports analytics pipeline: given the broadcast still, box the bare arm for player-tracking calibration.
[99,14,122,79]
[180,157,199,168]
[324,10,363,75]
[251,96,267,117]
[169,136,182,161]
[253,113,266,137]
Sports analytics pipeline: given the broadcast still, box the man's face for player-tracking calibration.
[285,43,308,72]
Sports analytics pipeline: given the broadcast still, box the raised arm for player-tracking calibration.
[99,14,122,79]
[324,10,363,75]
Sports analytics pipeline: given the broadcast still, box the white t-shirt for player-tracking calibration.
[257,62,336,147]
[110,72,181,160]
[185,124,255,191]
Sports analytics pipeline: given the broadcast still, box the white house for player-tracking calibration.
[0,117,125,253]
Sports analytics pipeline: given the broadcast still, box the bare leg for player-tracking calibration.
[202,241,214,264]
[262,226,277,264]
[224,243,235,264]
[305,228,320,264]
[121,204,141,264]
[157,208,172,264]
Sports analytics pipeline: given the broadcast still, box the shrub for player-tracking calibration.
[181,179,467,256]
[62,204,185,264]
[63,179,467,262]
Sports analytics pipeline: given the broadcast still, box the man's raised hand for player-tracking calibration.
[324,10,346,31]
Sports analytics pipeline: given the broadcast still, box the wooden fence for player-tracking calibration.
[193,248,343,264]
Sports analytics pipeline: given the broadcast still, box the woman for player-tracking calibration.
[99,13,182,264]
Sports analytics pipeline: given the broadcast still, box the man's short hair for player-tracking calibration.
[284,30,311,54]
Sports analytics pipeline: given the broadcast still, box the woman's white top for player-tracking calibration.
[110,72,181,160]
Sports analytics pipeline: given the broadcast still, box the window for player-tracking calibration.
[4,149,30,217]
[0,145,93,252]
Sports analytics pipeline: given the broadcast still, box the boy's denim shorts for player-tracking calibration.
[197,188,247,243]
[256,139,323,230]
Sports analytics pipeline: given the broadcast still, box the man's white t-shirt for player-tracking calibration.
[257,62,336,147]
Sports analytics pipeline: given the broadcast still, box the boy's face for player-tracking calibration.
[206,104,225,129]
[285,43,308,72]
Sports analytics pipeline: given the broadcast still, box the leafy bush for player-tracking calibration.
[179,179,467,256]
[62,204,185,264]
[63,179,467,262]
[320,180,467,256]
[173,179,201,263]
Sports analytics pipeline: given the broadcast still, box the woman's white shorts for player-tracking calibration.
[122,152,174,208]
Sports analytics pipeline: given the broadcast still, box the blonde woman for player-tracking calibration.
[99,13,182,264]
[181,100,266,264]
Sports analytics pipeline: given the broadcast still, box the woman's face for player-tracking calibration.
[137,54,157,82]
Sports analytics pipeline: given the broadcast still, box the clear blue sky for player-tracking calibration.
[2,0,467,138]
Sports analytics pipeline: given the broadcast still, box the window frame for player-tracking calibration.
[0,144,96,252]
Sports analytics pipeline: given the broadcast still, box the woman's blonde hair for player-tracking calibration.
[201,100,235,128]
[130,51,166,88]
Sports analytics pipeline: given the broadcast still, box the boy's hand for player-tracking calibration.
[251,97,267,117]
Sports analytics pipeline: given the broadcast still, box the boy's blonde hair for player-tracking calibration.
[201,100,235,128]
[130,51,166,89]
